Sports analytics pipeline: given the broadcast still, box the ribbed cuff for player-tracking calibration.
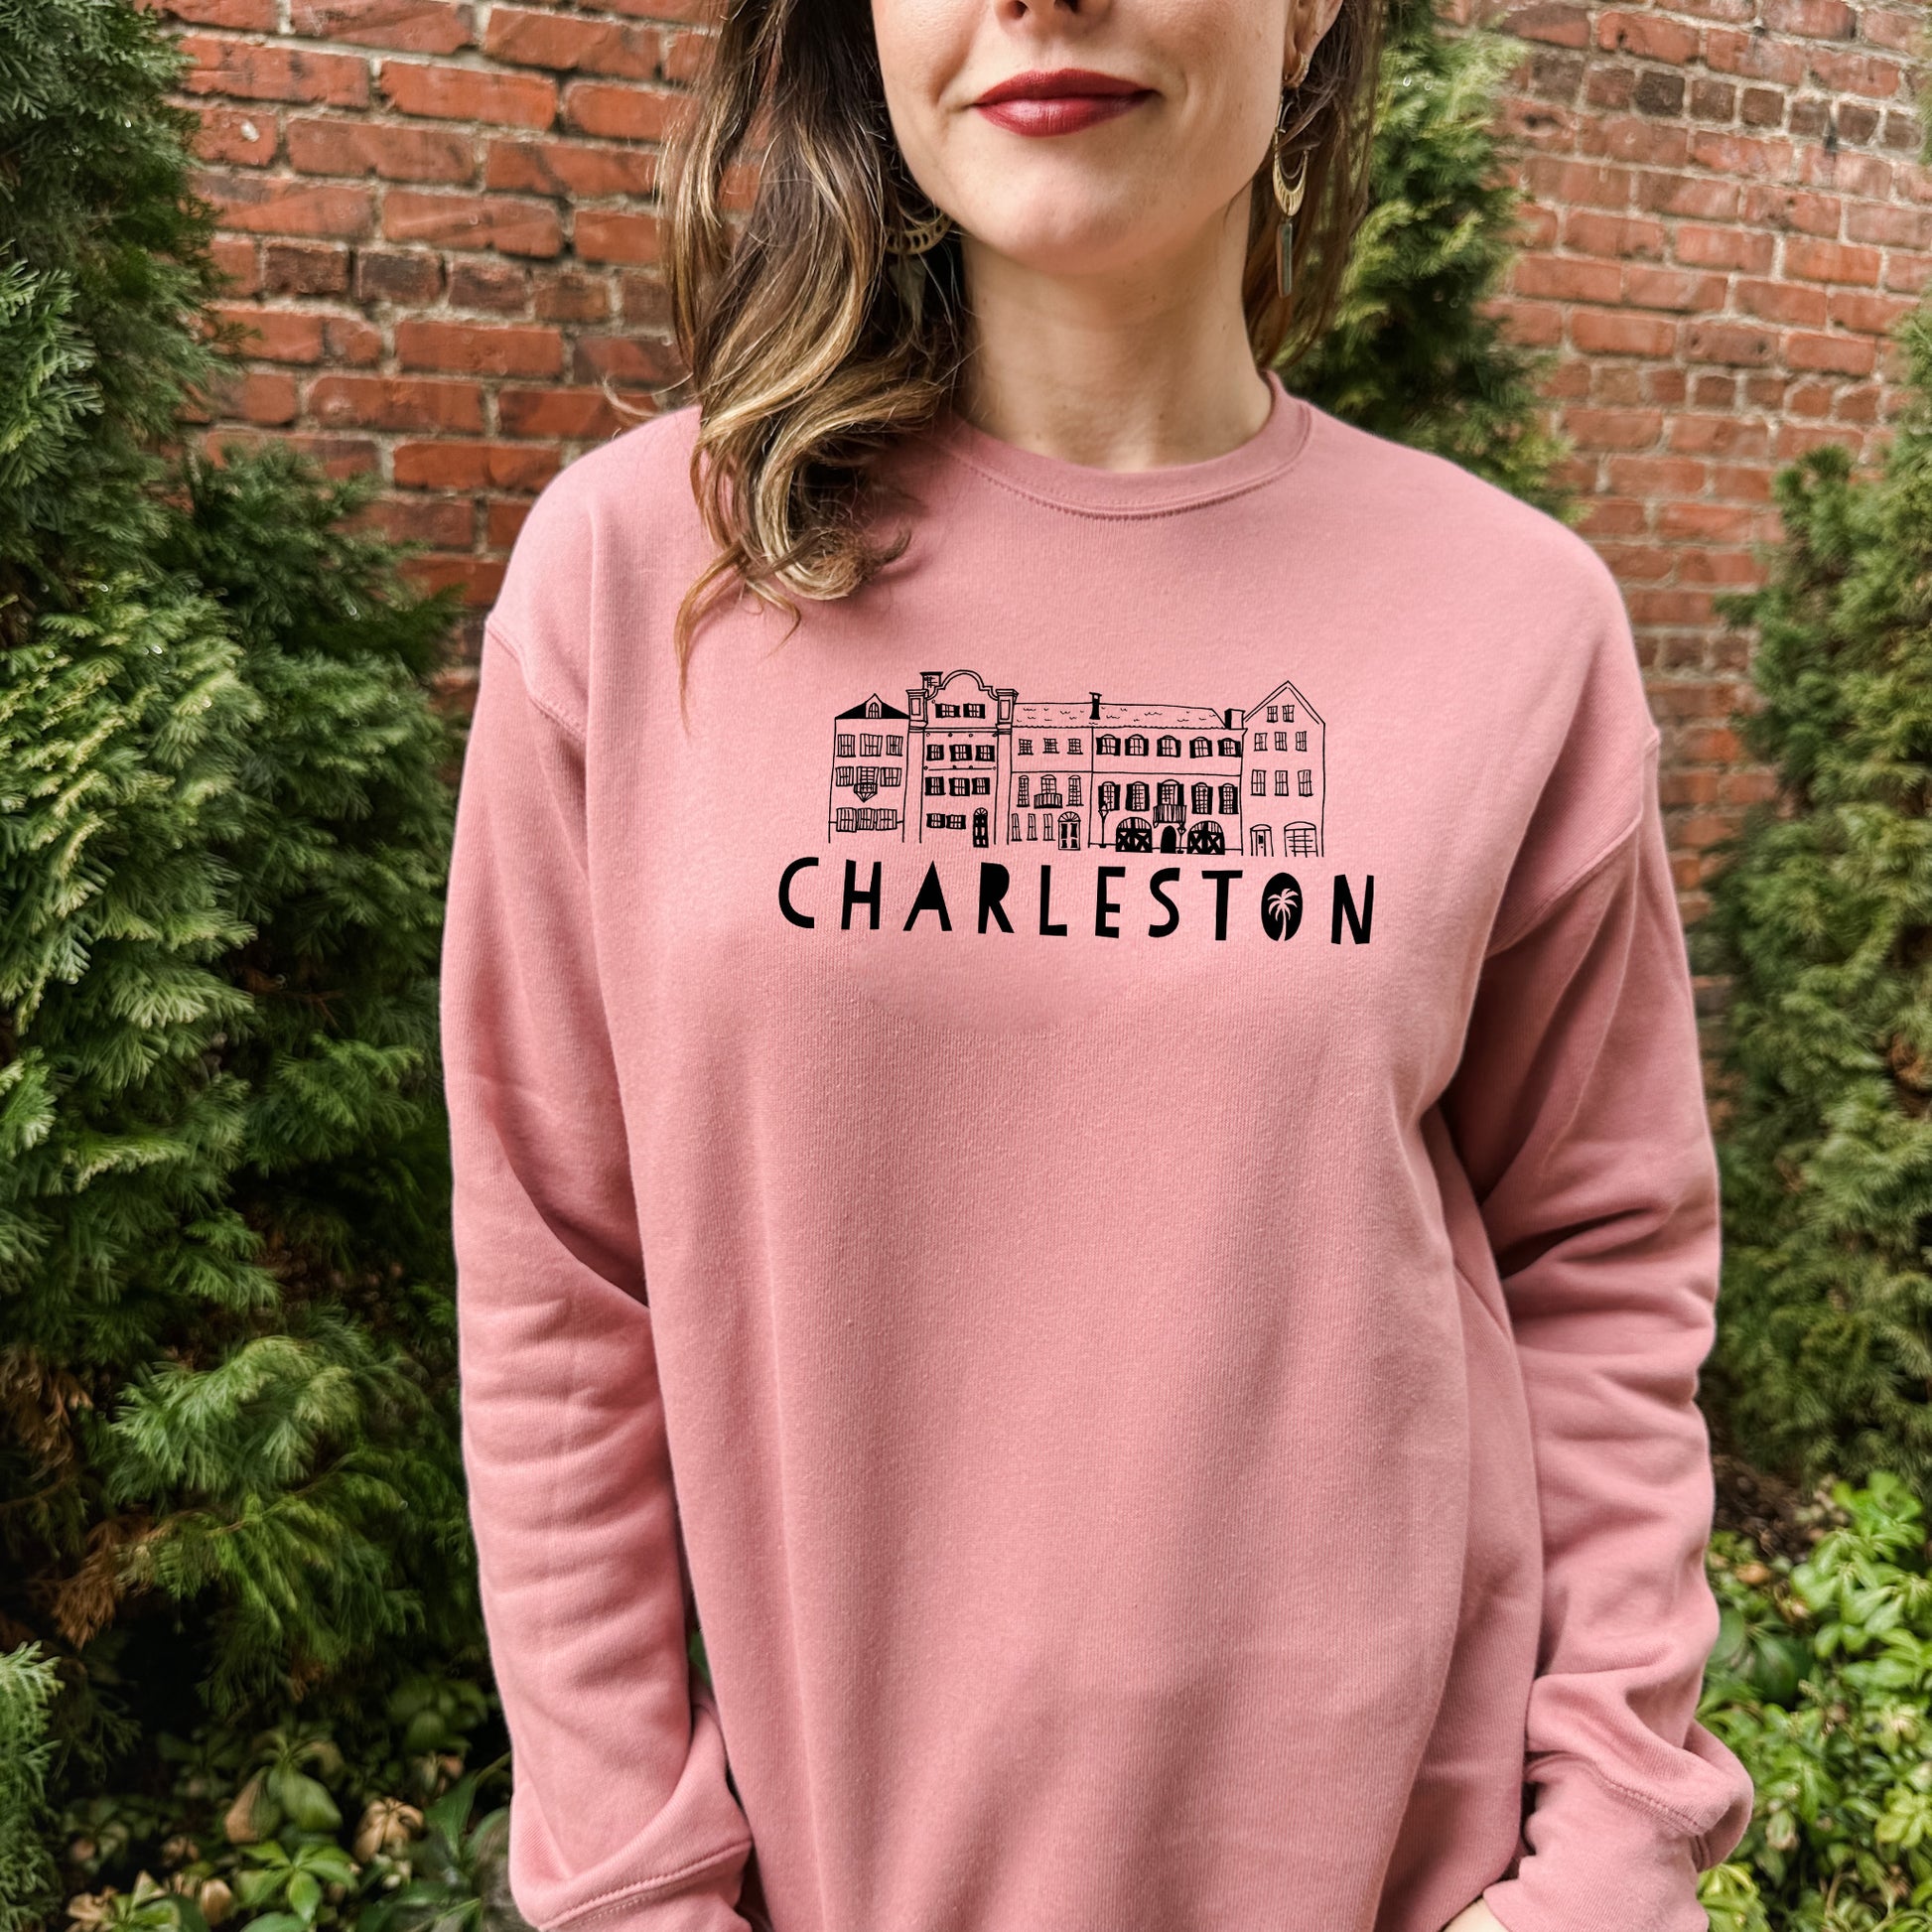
[1480,1768,1712,1932]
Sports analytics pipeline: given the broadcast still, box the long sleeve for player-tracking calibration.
[441,618,756,1932]
[1441,730,1756,1932]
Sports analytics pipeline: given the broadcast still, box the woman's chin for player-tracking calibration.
[958,216,1187,284]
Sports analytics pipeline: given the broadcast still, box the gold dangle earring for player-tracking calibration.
[882,194,954,260]
[1272,63,1312,301]
[882,178,954,328]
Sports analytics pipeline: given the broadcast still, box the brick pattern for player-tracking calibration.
[161,0,1926,945]
[161,0,712,617]
[1481,0,1927,940]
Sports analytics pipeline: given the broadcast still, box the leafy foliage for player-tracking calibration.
[1287,0,1567,512]
[1701,1473,1932,1932]
[55,1678,514,1932]
[1696,311,1932,1495]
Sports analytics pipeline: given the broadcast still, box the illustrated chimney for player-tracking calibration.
[1089,690,1102,721]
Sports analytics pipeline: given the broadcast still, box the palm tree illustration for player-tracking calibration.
[1267,880,1300,931]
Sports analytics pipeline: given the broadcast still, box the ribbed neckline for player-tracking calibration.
[924,365,1311,518]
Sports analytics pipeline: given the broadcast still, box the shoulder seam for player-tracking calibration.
[484,617,588,745]
[1482,729,1662,961]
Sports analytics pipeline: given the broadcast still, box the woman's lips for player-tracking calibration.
[973,91,1153,137]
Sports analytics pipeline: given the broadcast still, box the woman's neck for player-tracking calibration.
[950,201,1273,473]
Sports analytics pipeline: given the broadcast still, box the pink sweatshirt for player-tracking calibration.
[440,367,1755,1932]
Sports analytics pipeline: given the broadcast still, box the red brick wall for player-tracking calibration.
[169,0,707,611]
[162,0,1926,938]
[1485,0,1927,934]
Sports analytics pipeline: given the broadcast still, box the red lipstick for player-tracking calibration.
[971,67,1154,137]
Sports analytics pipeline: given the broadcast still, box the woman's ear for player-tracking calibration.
[1285,0,1347,76]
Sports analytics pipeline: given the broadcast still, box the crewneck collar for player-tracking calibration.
[924,366,1312,518]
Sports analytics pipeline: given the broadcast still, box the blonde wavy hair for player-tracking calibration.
[660,0,1384,697]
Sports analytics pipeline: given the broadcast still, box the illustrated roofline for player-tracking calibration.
[839,676,1324,729]
[1015,705,1231,726]
[1245,676,1324,727]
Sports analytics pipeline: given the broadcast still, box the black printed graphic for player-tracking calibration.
[1260,873,1304,941]
[828,668,1326,858]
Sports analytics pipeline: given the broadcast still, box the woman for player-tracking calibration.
[439,0,1757,1926]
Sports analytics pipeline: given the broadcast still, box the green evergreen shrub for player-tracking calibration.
[1287,0,1567,512]
[1696,309,1932,1497]
[1,0,476,1921]
[0,1643,64,1931]
[0,0,223,611]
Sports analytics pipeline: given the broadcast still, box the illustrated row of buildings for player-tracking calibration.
[828,666,1326,858]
